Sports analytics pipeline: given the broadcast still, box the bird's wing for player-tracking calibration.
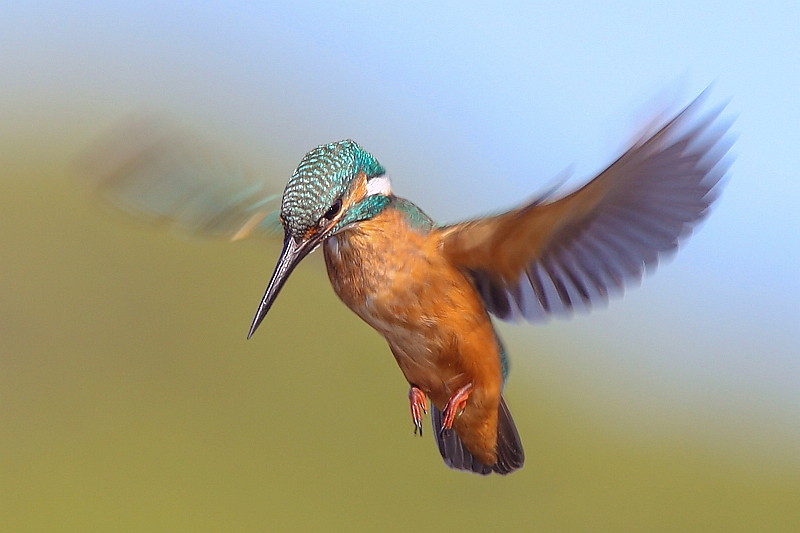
[76,117,283,240]
[438,92,735,322]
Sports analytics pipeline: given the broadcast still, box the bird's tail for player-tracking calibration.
[431,394,524,475]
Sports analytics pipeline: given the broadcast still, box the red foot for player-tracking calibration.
[441,383,473,431]
[409,386,428,436]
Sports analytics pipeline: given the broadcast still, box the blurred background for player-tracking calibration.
[1,2,798,531]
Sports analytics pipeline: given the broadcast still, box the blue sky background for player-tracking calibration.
[2,0,798,502]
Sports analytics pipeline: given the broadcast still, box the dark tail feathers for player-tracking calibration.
[431,395,524,475]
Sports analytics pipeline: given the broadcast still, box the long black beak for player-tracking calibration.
[247,234,315,339]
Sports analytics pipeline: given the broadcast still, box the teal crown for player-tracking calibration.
[281,140,385,236]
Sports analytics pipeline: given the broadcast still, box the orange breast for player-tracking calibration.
[323,204,504,464]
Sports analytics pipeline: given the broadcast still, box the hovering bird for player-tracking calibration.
[80,92,734,475]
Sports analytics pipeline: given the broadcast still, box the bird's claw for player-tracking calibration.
[441,383,473,431]
[409,385,428,436]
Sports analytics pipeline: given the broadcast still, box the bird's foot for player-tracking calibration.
[441,383,473,431]
[409,385,428,436]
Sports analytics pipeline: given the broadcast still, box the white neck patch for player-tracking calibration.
[365,174,392,196]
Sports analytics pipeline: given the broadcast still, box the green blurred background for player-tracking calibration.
[2,2,798,531]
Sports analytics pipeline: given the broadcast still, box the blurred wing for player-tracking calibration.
[77,117,283,240]
[439,92,735,321]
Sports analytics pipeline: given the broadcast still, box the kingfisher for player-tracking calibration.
[80,92,733,475]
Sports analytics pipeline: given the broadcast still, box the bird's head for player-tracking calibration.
[247,139,392,338]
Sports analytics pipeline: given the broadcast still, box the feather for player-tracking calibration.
[439,91,735,322]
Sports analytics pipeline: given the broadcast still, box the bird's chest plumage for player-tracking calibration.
[322,207,502,401]
[323,210,438,341]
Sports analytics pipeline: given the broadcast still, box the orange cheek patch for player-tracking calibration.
[303,226,321,241]
[343,173,369,210]
[333,173,370,226]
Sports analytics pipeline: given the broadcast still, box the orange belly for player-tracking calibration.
[323,206,504,464]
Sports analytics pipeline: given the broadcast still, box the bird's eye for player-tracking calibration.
[320,198,342,224]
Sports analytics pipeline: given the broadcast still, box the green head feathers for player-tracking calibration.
[281,140,386,237]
